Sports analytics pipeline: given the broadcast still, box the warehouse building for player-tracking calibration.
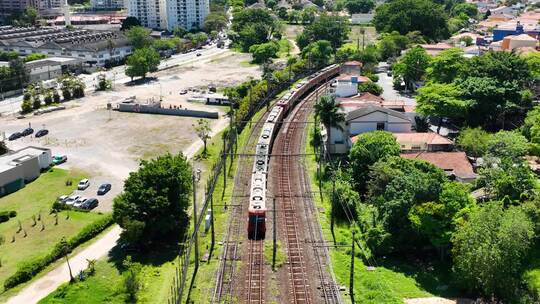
[0,26,132,67]
[0,146,52,197]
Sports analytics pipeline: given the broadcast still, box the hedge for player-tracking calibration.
[0,210,17,223]
[3,214,113,289]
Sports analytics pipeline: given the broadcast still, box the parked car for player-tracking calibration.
[77,179,90,190]
[35,129,49,138]
[21,127,33,136]
[179,89,188,95]
[81,198,99,210]
[196,52,202,57]
[57,195,68,203]
[73,197,88,208]
[52,155,67,165]
[8,132,22,141]
[65,195,80,206]
[97,183,111,195]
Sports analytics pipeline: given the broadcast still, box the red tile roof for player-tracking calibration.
[400,152,475,178]
[393,132,453,146]
[344,61,363,66]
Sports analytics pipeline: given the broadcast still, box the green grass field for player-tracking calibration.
[39,259,125,304]
[0,168,104,292]
[303,114,457,303]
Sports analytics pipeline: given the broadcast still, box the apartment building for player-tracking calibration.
[0,0,63,20]
[90,0,124,9]
[127,0,209,31]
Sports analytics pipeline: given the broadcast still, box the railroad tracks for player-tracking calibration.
[246,239,265,303]
[273,82,342,304]
[212,117,267,304]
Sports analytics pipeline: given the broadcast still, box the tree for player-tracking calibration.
[393,46,431,91]
[415,82,470,132]
[125,48,160,80]
[126,26,153,50]
[426,48,465,83]
[173,26,187,38]
[204,12,228,33]
[296,14,350,50]
[277,7,288,19]
[301,40,333,68]
[373,0,449,41]
[96,74,112,91]
[300,7,317,24]
[456,127,490,158]
[408,182,475,251]
[24,53,47,62]
[452,202,534,300]
[479,158,536,203]
[358,82,383,95]
[522,106,540,156]
[123,256,141,301]
[113,153,192,247]
[331,178,361,221]
[451,3,478,17]
[345,0,375,14]
[525,52,540,80]
[186,32,209,48]
[313,95,345,155]
[485,130,530,161]
[349,131,400,192]
[249,42,279,64]
[194,119,212,156]
[231,8,280,51]
[367,156,448,250]
[377,32,412,61]
[121,16,141,31]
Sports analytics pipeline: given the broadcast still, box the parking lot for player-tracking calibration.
[0,50,260,212]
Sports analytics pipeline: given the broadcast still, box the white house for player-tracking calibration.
[335,74,371,98]
[327,105,412,154]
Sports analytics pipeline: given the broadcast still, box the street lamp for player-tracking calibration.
[192,168,202,270]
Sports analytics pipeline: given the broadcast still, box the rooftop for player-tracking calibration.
[0,146,50,173]
[393,132,453,146]
[401,151,475,179]
[346,105,410,122]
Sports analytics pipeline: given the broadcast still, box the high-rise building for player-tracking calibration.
[127,0,209,31]
[90,0,124,10]
[0,0,63,20]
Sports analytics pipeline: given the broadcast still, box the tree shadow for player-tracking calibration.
[125,77,159,87]
[376,253,463,299]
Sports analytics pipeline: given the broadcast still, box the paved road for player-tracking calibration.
[4,118,229,304]
[0,44,228,115]
[376,63,416,105]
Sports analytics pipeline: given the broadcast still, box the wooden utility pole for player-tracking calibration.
[222,136,227,189]
[192,169,200,271]
[210,194,215,260]
[350,230,356,304]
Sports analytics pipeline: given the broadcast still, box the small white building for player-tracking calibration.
[0,146,52,197]
[327,105,412,154]
[335,74,371,98]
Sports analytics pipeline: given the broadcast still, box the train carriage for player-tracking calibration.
[247,64,340,240]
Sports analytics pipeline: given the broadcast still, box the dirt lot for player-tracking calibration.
[1,51,260,212]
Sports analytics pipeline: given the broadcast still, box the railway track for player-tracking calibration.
[273,82,342,304]
[212,117,267,303]
[246,238,265,303]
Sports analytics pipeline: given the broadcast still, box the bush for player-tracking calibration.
[44,94,53,105]
[358,81,383,95]
[32,97,41,110]
[62,89,72,101]
[3,215,113,289]
[0,211,17,223]
[21,99,33,113]
[53,91,61,103]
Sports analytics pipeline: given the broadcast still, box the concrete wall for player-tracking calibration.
[117,103,219,119]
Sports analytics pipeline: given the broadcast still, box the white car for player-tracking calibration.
[77,179,90,190]
[58,195,68,203]
[73,197,88,208]
[65,195,80,206]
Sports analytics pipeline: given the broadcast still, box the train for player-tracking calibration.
[247,64,340,240]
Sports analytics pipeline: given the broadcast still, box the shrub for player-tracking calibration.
[3,215,113,289]
[53,91,61,103]
[32,97,41,110]
[358,82,383,95]
[44,94,53,105]
[21,99,33,113]
[62,89,72,101]
[0,211,17,223]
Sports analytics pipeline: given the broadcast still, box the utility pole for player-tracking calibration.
[210,194,215,260]
[272,197,277,271]
[350,230,356,304]
[222,136,227,190]
[192,168,201,271]
[331,177,335,236]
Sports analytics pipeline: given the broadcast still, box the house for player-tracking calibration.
[418,43,454,56]
[501,33,538,50]
[393,132,454,152]
[204,93,230,105]
[401,151,477,182]
[0,146,52,197]
[328,105,412,153]
[340,61,362,75]
[335,74,371,98]
[491,5,514,16]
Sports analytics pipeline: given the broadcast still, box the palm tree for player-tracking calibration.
[313,95,345,155]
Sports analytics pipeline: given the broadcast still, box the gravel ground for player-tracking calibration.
[1,51,261,212]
